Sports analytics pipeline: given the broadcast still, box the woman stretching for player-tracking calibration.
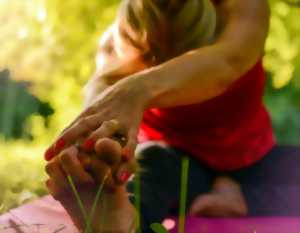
[44,0,300,232]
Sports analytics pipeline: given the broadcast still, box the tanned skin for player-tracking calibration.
[45,1,270,232]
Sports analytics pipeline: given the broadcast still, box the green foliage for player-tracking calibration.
[0,142,47,214]
[67,175,93,233]
[265,0,300,144]
[0,0,120,212]
[0,70,54,140]
[265,75,300,144]
[178,157,189,233]
[0,0,299,218]
[282,0,300,7]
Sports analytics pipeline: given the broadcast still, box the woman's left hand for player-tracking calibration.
[45,78,149,161]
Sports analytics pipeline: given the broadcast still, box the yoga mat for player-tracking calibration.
[1,195,300,233]
[165,217,300,233]
[0,196,77,233]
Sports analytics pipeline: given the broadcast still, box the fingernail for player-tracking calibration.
[83,138,95,152]
[119,171,131,183]
[55,138,66,151]
[44,147,55,161]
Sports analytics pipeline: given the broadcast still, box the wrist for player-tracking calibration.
[116,72,154,110]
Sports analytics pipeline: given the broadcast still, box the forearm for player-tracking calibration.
[83,54,147,109]
[83,78,109,109]
[127,45,241,109]
[118,0,269,109]
[84,0,268,110]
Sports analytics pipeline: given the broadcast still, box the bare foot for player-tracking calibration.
[46,138,137,233]
[189,176,248,217]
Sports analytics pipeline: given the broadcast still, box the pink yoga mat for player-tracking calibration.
[1,195,300,233]
[165,217,300,233]
[0,196,77,233]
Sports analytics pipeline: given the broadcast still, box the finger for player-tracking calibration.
[121,129,138,162]
[59,146,94,184]
[45,156,68,188]
[94,138,123,166]
[54,107,98,150]
[115,158,138,185]
[44,145,56,161]
[115,130,138,184]
[46,178,65,200]
[45,114,102,161]
[89,157,115,189]
[60,114,102,143]
[77,152,92,170]
[59,106,97,135]
[82,119,120,152]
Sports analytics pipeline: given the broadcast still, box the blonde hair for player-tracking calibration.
[117,0,217,64]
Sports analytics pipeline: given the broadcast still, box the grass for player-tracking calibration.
[65,157,188,233]
[134,170,141,233]
[67,171,110,233]
[0,155,263,233]
[178,157,189,233]
[67,175,93,233]
[0,157,190,233]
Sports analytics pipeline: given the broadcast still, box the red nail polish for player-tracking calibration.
[83,138,95,152]
[55,138,66,151]
[119,171,131,183]
[44,147,55,161]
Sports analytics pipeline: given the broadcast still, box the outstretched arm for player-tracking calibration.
[45,0,270,160]
[124,0,270,108]
[83,24,147,108]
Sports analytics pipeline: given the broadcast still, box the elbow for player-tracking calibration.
[215,56,243,93]
[222,51,260,85]
[222,41,265,82]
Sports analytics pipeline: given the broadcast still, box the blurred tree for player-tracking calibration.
[265,73,300,144]
[0,69,54,140]
[1,0,299,144]
[0,0,299,212]
[282,0,300,7]
[0,0,120,211]
[264,0,300,144]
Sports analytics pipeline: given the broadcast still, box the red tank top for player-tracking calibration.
[138,61,276,171]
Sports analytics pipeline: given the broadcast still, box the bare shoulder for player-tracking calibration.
[95,25,117,69]
[89,23,147,88]
[212,0,270,74]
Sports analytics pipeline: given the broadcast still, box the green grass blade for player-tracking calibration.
[134,170,141,233]
[67,175,92,233]
[85,172,109,233]
[150,223,170,233]
[178,157,189,233]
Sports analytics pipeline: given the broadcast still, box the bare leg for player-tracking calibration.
[189,176,248,217]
